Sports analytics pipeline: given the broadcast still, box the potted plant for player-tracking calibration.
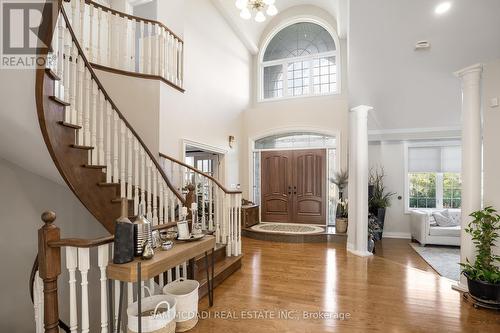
[368,167,395,240]
[330,170,348,233]
[460,206,500,303]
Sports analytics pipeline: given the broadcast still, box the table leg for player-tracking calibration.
[204,251,214,307]
[137,262,142,333]
[108,279,114,333]
[117,281,124,333]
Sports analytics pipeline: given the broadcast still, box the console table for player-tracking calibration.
[107,236,216,333]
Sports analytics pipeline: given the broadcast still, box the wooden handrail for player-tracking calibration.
[159,152,242,194]
[84,0,184,43]
[47,221,178,248]
[59,7,185,205]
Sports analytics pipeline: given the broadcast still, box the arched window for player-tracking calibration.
[261,21,339,100]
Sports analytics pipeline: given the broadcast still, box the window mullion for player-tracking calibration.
[436,173,444,209]
[283,63,288,97]
[308,58,313,96]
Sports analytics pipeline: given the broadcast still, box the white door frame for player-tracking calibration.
[181,139,228,184]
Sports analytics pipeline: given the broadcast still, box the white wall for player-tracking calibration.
[349,0,500,131]
[483,58,500,257]
[0,158,106,332]
[157,0,251,189]
[368,141,410,238]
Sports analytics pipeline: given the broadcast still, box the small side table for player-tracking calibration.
[107,236,216,333]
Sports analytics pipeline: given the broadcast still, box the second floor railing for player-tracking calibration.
[65,0,184,91]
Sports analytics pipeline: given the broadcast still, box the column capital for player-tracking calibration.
[454,63,483,79]
[350,105,374,113]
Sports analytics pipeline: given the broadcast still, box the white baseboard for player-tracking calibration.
[382,232,411,239]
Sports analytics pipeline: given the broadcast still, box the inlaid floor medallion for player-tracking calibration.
[251,222,325,234]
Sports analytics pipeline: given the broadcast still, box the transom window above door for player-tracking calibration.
[260,21,339,100]
[255,132,336,149]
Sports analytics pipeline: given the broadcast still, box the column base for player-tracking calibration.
[452,282,468,293]
[347,244,373,257]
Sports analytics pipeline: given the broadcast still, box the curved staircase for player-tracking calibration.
[31,1,242,332]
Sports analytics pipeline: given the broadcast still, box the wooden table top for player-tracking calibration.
[107,236,216,282]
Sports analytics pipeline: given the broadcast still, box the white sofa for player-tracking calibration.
[409,210,461,246]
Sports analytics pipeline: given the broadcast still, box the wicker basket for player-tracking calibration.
[127,295,177,333]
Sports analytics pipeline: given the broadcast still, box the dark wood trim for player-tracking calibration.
[48,222,178,248]
[38,212,61,333]
[58,121,81,129]
[84,0,184,43]
[49,95,70,106]
[91,62,185,93]
[45,68,60,81]
[159,153,242,195]
[70,144,93,150]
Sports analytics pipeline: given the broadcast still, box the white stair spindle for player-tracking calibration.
[146,22,152,74]
[121,15,128,70]
[179,41,183,87]
[66,247,78,333]
[146,158,152,219]
[105,101,112,183]
[201,177,206,230]
[76,55,84,144]
[164,183,170,222]
[167,269,172,283]
[114,14,120,68]
[130,19,137,72]
[79,0,85,46]
[114,281,120,330]
[69,41,78,125]
[140,147,146,209]
[113,112,119,183]
[83,68,91,147]
[70,0,77,33]
[88,4,94,62]
[182,262,188,279]
[152,169,158,225]
[159,27,164,78]
[139,20,144,73]
[127,129,133,200]
[154,24,160,76]
[208,180,214,231]
[97,90,105,165]
[120,119,126,198]
[159,181,164,224]
[107,10,112,66]
[91,81,98,164]
[63,28,71,123]
[128,283,134,307]
[98,245,109,333]
[133,138,140,215]
[97,7,102,64]
[78,247,90,333]
[175,266,180,280]
[57,16,64,99]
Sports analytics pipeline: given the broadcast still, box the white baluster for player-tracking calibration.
[78,247,90,333]
[105,101,112,183]
[128,283,134,307]
[154,24,160,76]
[91,81,98,164]
[120,120,126,197]
[70,0,77,33]
[139,21,144,73]
[146,158,152,219]
[140,147,146,209]
[113,112,119,183]
[130,19,137,72]
[201,177,206,230]
[152,169,158,225]
[97,7,102,64]
[159,180,164,224]
[208,180,214,231]
[107,10,112,67]
[146,22,152,74]
[83,68,91,147]
[163,183,170,222]
[57,15,64,99]
[167,269,172,283]
[88,4,94,62]
[79,0,85,45]
[76,55,84,144]
[114,281,120,330]
[175,39,180,85]
[182,262,188,279]
[66,247,78,333]
[127,129,133,200]
[133,138,140,215]
[98,245,109,333]
[175,266,180,280]
[166,33,172,82]
[159,27,165,78]
[97,90,105,165]
[69,41,78,125]
[178,41,183,87]
[34,271,44,333]
[238,193,242,255]
[114,14,120,68]
[63,28,71,123]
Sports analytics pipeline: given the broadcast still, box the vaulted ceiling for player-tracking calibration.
[211,0,345,54]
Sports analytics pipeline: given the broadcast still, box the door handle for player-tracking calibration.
[288,186,292,195]
[293,186,297,195]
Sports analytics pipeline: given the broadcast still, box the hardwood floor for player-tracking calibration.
[193,237,500,333]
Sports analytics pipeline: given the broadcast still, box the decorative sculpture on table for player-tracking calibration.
[113,198,134,264]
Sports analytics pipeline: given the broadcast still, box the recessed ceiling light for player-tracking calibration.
[435,2,451,15]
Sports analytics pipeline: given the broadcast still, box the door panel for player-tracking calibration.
[293,149,326,224]
[261,151,293,222]
[260,149,326,224]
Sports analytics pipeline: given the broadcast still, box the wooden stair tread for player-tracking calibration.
[197,255,242,298]
[71,144,94,150]
[111,198,134,204]
[49,95,70,106]
[58,121,81,129]
[45,68,61,81]
[98,182,119,187]
[82,164,106,169]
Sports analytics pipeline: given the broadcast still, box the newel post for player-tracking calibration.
[38,211,61,333]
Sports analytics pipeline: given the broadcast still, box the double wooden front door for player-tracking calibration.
[261,149,326,224]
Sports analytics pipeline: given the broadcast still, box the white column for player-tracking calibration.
[347,105,373,257]
[454,63,483,291]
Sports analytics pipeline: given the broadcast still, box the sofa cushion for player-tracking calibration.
[429,225,461,237]
[433,209,460,227]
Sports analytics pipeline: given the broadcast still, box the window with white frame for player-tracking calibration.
[261,22,338,100]
[406,143,462,210]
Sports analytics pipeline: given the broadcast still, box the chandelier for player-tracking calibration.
[235,0,278,22]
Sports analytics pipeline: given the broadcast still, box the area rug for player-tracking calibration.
[251,222,325,234]
[409,243,460,281]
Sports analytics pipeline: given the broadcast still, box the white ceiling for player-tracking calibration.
[349,0,500,131]
[211,0,343,54]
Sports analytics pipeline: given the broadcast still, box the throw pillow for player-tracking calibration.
[433,210,455,227]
